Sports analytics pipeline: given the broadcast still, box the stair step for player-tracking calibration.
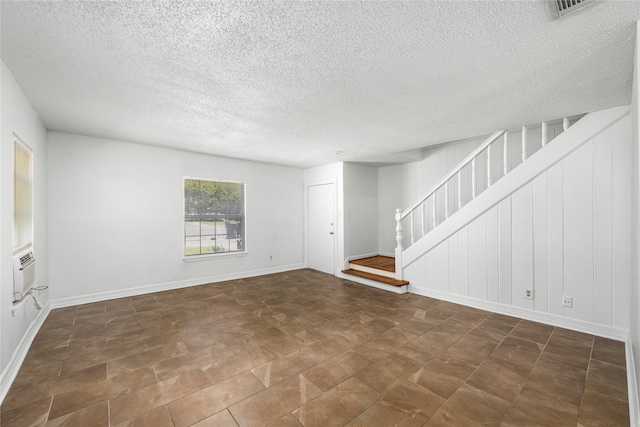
[349,255,396,279]
[341,269,409,287]
[350,255,396,272]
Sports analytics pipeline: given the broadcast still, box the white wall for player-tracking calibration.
[629,19,640,424]
[1,61,48,397]
[343,163,378,262]
[403,111,632,336]
[378,165,403,255]
[377,161,422,255]
[47,132,304,305]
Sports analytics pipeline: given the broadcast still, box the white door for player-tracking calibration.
[308,183,336,274]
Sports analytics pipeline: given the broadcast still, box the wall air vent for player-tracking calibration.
[556,0,596,17]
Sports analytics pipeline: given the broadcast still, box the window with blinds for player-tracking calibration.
[13,138,33,252]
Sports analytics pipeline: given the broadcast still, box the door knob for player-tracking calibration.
[329,232,334,235]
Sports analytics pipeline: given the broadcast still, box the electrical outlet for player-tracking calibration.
[525,289,534,299]
[562,296,573,307]
[269,255,272,260]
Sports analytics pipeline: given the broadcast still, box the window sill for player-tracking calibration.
[183,251,249,263]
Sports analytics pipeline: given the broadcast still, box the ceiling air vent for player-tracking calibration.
[556,0,596,16]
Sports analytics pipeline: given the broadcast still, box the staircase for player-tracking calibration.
[341,115,587,295]
[342,255,409,294]
[394,116,581,281]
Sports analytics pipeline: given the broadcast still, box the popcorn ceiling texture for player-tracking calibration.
[1,1,638,168]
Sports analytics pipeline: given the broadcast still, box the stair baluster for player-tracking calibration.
[522,125,528,162]
[503,132,509,176]
[395,119,574,279]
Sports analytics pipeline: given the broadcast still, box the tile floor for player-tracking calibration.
[0,269,629,426]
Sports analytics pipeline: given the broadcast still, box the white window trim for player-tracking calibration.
[182,176,247,261]
[183,251,249,262]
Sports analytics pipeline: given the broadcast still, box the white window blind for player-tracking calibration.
[13,138,33,252]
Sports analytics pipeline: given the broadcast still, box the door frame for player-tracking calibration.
[305,180,338,275]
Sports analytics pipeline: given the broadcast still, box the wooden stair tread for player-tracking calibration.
[342,269,409,287]
[349,255,395,272]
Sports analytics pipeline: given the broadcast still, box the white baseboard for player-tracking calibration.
[0,302,51,404]
[51,263,305,309]
[626,333,640,426]
[408,285,628,341]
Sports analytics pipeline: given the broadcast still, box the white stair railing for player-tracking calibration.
[395,119,572,279]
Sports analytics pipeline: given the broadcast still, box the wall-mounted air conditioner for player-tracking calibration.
[13,245,36,298]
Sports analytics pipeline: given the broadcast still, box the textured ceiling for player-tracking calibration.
[1,1,639,168]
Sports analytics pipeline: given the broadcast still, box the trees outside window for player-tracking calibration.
[184,179,245,256]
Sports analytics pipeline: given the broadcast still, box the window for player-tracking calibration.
[184,178,245,256]
[13,138,33,252]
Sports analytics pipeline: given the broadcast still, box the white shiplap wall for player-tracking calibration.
[404,114,631,336]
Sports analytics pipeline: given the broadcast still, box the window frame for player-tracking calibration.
[13,136,33,254]
[183,176,247,261]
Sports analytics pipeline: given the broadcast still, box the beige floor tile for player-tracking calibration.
[229,374,322,427]
[591,336,626,367]
[357,380,444,426]
[43,401,108,427]
[2,269,629,427]
[48,367,157,420]
[584,359,628,401]
[425,383,510,426]
[292,377,379,427]
[191,409,239,427]
[0,397,51,427]
[525,358,587,406]
[302,351,373,391]
[168,371,264,427]
[509,320,554,344]
[469,318,515,343]
[109,369,210,424]
[411,356,476,399]
[111,406,174,427]
[577,389,630,426]
[502,386,579,426]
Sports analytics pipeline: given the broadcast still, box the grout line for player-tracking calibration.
[499,323,553,423]
[576,335,596,422]
[46,395,54,423]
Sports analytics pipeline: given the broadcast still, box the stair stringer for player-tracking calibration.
[402,104,630,269]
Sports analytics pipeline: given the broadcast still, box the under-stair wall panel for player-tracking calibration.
[563,141,595,322]
[404,112,631,333]
[448,233,459,294]
[468,215,487,300]
[594,129,613,326]
[532,173,549,312]
[547,162,565,318]
[612,118,632,329]
[433,240,449,293]
[498,198,512,305]
[458,227,469,296]
[511,182,534,311]
[486,206,500,303]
